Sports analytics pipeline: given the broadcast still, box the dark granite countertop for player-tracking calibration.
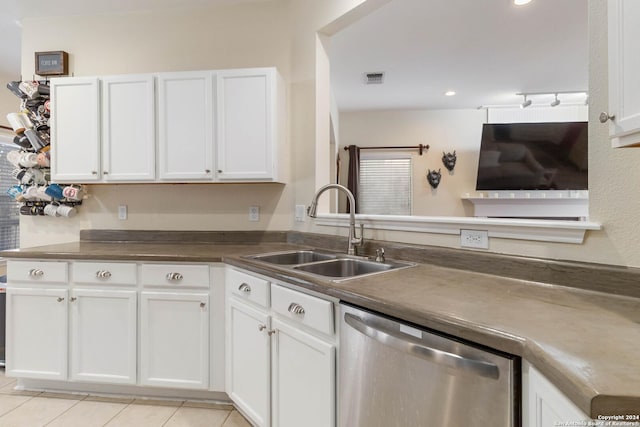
[2,237,639,418]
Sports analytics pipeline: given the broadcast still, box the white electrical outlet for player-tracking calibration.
[295,204,306,222]
[118,205,128,220]
[249,206,260,222]
[460,229,489,249]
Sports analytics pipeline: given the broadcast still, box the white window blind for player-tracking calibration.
[358,154,412,215]
[0,140,20,251]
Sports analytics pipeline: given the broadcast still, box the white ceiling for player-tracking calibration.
[1,0,588,112]
[330,0,589,111]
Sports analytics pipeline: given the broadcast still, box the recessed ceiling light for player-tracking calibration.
[444,91,456,96]
[514,0,532,5]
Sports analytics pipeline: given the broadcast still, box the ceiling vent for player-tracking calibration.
[364,72,385,85]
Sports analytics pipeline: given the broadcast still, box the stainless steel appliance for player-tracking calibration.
[339,303,520,427]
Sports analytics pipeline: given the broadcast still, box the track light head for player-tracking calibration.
[550,94,560,107]
[520,95,532,109]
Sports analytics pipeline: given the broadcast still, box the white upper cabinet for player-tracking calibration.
[50,77,101,182]
[216,68,280,181]
[157,71,215,181]
[51,67,285,183]
[101,75,156,181]
[606,0,640,147]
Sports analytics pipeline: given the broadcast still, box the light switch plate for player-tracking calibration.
[249,206,260,222]
[118,205,127,220]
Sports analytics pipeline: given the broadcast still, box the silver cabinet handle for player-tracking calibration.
[258,324,267,331]
[29,269,44,278]
[92,171,98,175]
[70,297,77,302]
[200,302,206,308]
[103,171,109,175]
[288,302,305,316]
[166,272,183,282]
[57,297,65,302]
[239,283,251,293]
[344,313,500,380]
[268,329,277,336]
[599,112,615,123]
[205,169,211,173]
[96,270,112,279]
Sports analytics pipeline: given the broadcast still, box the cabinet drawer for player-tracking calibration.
[141,264,210,289]
[226,268,269,307]
[72,262,137,285]
[271,284,334,336]
[8,260,68,284]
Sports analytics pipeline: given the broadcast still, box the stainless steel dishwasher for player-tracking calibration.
[339,303,520,427]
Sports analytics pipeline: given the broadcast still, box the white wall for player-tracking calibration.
[338,109,486,216]
[18,0,293,248]
[0,72,18,129]
[17,0,640,269]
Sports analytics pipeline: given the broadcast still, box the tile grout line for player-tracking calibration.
[0,391,41,420]
[159,402,183,427]
[42,394,89,426]
[101,400,135,427]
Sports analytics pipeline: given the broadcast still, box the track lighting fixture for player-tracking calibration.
[520,94,532,109]
[550,94,560,107]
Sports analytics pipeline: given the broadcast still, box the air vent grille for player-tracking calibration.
[364,72,385,85]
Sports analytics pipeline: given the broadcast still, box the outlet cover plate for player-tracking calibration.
[460,229,489,249]
[249,206,260,222]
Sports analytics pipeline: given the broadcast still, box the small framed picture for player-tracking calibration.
[35,51,69,76]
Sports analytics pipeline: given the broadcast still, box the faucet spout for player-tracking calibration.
[308,184,363,255]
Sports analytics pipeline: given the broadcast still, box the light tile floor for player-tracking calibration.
[0,369,252,427]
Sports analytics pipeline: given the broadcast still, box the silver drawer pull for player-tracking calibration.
[268,329,277,336]
[288,303,305,316]
[29,269,44,278]
[57,297,65,302]
[96,270,112,279]
[70,297,77,302]
[166,272,183,282]
[200,302,206,308]
[239,283,252,293]
[258,324,267,331]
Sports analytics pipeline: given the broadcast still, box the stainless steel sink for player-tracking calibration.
[293,258,395,278]
[248,250,337,265]
[245,249,414,281]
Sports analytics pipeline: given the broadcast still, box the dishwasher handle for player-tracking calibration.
[344,313,500,380]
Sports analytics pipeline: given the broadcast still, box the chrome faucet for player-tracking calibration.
[307,184,363,255]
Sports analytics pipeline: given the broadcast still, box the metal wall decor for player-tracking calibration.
[442,151,457,171]
[427,169,442,189]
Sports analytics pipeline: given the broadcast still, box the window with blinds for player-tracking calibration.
[358,154,412,215]
[0,140,20,250]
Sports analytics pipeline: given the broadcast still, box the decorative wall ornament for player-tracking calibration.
[442,151,457,171]
[427,169,442,189]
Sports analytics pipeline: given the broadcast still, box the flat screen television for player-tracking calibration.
[475,121,588,191]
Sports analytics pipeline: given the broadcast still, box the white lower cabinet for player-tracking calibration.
[69,289,137,384]
[140,291,210,389]
[271,318,335,427]
[225,268,336,427]
[523,361,591,427]
[6,287,68,380]
[227,297,271,427]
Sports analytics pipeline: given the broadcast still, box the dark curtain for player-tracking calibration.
[346,144,360,213]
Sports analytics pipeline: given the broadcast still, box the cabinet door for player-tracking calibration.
[523,362,590,427]
[6,288,68,380]
[157,71,214,181]
[69,289,137,384]
[102,75,156,181]
[216,68,276,181]
[140,291,209,389]
[226,297,271,427]
[50,77,101,182]
[607,1,640,147]
[271,318,335,427]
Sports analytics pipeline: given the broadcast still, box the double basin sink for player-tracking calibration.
[245,249,414,281]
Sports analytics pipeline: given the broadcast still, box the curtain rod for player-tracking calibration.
[344,144,429,156]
